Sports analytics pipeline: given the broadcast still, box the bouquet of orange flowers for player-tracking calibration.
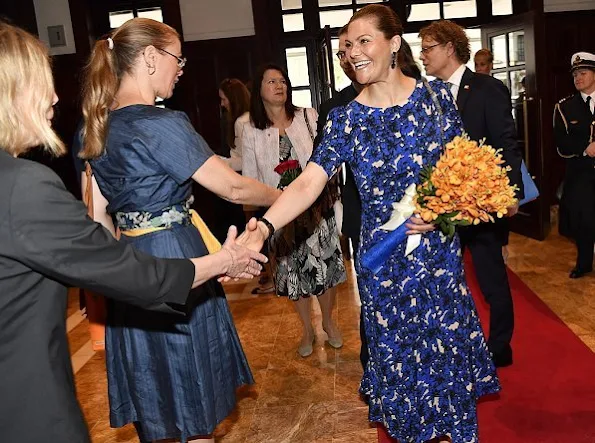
[361,134,517,273]
[416,134,518,237]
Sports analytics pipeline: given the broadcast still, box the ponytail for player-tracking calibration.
[80,39,118,159]
[398,39,421,80]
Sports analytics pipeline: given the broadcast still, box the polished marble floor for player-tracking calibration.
[68,225,594,442]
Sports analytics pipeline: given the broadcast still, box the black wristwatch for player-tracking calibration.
[258,217,275,240]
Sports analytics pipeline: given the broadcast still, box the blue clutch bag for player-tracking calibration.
[519,160,539,206]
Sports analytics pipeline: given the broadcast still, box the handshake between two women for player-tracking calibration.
[213,224,269,283]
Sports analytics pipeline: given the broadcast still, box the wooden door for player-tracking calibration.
[316,25,336,104]
[482,12,549,240]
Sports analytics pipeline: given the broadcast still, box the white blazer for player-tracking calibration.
[241,107,318,188]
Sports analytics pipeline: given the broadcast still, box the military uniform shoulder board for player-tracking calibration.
[557,94,573,104]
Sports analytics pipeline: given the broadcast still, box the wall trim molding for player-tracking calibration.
[183,27,256,42]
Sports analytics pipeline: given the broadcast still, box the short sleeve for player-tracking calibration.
[141,112,214,184]
[309,106,353,178]
[431,80,464,142]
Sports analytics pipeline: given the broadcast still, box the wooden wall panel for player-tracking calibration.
[0,1,38,35]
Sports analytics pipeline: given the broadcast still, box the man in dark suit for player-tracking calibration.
[419,20,524,367]
[314,25,367,368]
[554,52,595,278]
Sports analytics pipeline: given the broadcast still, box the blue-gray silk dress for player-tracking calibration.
[90,105,253,443]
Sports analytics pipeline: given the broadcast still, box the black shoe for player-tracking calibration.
[491,346,513,368]
[569,267,592,279]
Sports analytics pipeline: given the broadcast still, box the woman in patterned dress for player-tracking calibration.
[240,6,500,443]
[241,63,346,357]
[79,19,280,443]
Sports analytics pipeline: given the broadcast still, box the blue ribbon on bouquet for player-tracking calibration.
[360,184,421,274]
[361,223,410,274]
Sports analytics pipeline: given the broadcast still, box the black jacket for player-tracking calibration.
[457,68,524,199]
[0,151,195,442]
[553,92,595,238]
[315,85,362,240]
[554,92,595,171]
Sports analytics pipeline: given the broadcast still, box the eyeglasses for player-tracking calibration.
[420,43,443,54]
[159,48,187,69]
[336,51,346,61]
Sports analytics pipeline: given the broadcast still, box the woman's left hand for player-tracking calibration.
[405,215,435,235]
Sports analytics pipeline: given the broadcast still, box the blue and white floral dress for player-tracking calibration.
[310,80,500,443]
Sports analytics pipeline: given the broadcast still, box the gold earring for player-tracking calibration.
[147,64,156,76]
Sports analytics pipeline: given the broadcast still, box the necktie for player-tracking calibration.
[587,96,594,116]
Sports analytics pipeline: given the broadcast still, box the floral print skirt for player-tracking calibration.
[269,185,346,300]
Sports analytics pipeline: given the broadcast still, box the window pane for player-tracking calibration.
[508,31,525,66]
[510,69,526,100]
[320,9,353,28]
[490,34,507,69]
[109,10,134,29]
[282,0,302,10]
[403,32,426,76]
[283,13,305,32]
[492,0,513,15]
[493,72,509,90]
[318,0,351,6]
[466,28,483,71]
[138,7,163,22]
[285,47,310,87]
[408,3,440,22]
[407,29,480,78]
[444,1,477,19]
[357,0,386,4]
[292,90,312,108]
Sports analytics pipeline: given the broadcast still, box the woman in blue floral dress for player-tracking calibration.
[241,5,500,443]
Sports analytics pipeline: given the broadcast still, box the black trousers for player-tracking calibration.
[576,233,595,271]
[459,220,514,356]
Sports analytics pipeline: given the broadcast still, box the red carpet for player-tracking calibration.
[378,259,595,442]
[469,260,595,443]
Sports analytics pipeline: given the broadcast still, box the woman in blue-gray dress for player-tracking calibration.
[240,6,500,443]
[79,19,279,443]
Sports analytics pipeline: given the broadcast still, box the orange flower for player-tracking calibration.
[415,134,518,237]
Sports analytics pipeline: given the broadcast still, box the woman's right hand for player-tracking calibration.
[236,217,268,253]
[218,225,268,282]
[405,214,436,235]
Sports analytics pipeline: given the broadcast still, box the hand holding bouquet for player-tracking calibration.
[361,134,517,272]
[416,134,518,237]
